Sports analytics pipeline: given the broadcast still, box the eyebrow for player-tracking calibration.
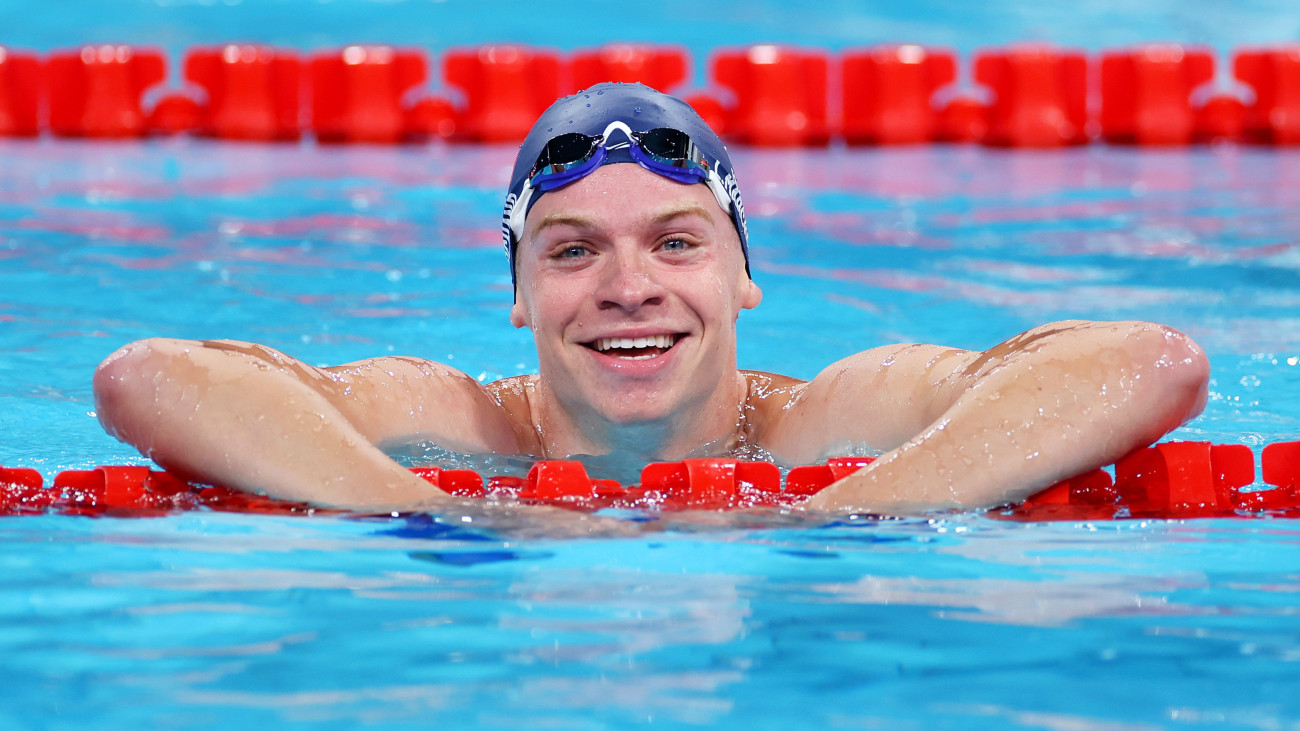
[529,203,716,238]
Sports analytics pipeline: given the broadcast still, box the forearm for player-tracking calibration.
[94,338,444,510]
[806,321,1209,512]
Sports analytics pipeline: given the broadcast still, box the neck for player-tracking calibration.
[527,372,751,462]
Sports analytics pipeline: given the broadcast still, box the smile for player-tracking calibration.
[585,334,684,360]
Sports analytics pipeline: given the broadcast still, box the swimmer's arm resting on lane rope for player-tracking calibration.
[781,320,1210,513]
[93,338,524,510]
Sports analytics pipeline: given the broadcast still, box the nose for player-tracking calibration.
[596,247,666,312]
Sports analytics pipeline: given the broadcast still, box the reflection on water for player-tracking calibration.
[0,513,1289,727]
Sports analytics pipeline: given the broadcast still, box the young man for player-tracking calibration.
[93,83,1209,514]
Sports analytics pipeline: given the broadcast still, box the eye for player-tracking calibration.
[658,238,693,252]
[556,244,591,259]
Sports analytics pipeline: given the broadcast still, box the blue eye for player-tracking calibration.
[559,245,589,258]
[661,238,690,251]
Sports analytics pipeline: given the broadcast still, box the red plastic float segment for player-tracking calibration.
[1262,441,1300,489]
[1001,469,1118,521]
[47,45,167,138]
[1113,441,1258,516]
[704,45,831,146]
[936,96,990,143]
[309,45,429,143]
[518,460,618,502]
[148,95,201,135]
[1019,468,1118,509]
[1235,47,1300,144]
[570,44,689,94]
[0,47,43,137]
[443,45,563,143]
[841,45,957,145]
[1100,44,1215,146]
[640,458,784,508]
[785,456,876,496]
[973,45,1089,147]
[410,465,486,498]
[0,465,48,513]
[0,466,43,490]
[1194,94,1246,143]
[180,44,303,140]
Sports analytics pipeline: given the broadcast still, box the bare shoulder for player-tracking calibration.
[314,354,530,454]
[749,344,975,464]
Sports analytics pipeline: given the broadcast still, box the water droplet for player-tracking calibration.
[586,103,591,107]
[634,107,642,113]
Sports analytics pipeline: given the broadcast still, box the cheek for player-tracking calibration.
[518,279,587,333]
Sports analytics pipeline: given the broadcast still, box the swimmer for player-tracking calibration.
[92,83,1209,515]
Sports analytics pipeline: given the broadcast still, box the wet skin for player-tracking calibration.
[503,164,765,460]
[93,165,1211,516]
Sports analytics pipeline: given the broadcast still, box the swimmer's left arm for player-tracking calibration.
[786,320,1210,513]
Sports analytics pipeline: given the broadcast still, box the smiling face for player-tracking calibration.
[510,164,762,437]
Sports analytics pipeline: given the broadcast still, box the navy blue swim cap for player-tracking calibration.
[503,82,749,289]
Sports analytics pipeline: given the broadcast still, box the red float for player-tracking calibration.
[0,47,42,137]
[703,45,831,146]
[1100,45,1215,145]
[1195,94,1246,143]
[147,95,201,135]
[442,45,563,143]
[973,45,1089,147]
[175,44,303,140]
[47,45,167,138]
[841,45,957,145]
[936,97,990,143]
[785,457,877,495]
[1234,46,1300,144]
[309,45,430,143]
[570,44,689,94]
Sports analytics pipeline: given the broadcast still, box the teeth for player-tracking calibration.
[593,335,677,352]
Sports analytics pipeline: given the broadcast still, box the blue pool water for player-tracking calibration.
[3,137,1299,729]
[4,0,1300,727]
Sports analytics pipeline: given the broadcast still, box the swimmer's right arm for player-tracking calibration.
[92,338,525,510]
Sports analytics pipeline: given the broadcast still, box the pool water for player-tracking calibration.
[2,136,1299,727]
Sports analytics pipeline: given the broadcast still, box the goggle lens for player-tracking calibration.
[635,128,704,170]
[533,132,602,177]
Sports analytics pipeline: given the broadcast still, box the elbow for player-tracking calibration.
[93,338,186,443]
[1127,322,1210,428]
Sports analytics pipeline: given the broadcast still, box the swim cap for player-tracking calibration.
[502,82,749,289]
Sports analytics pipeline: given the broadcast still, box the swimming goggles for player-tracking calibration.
[506,120,734,242]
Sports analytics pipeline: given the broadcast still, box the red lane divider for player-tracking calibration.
[975,45,1090,148]
[443,45,562,143]
[691,45,831,147]
[1100,45,1215,146]
[1236,47,1300,144]
[310,46,432,144]
[2,441,1298,520]
[842,45,957,145]
[48,45,167,138]
[9,42,1300,146]
[174,44,303,140]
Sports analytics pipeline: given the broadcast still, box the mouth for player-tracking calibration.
[583,334,685,360]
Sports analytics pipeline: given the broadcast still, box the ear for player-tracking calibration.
[740,277,762,311]
[509,299,528,329]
